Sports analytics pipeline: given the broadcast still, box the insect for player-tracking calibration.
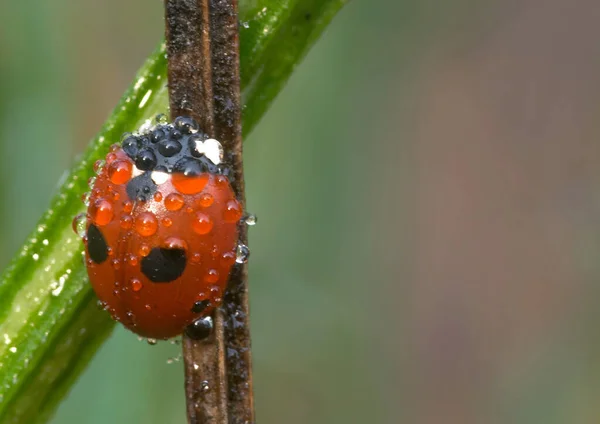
[74,116,247,340]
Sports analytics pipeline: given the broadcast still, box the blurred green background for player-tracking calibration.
[3,0,600,423]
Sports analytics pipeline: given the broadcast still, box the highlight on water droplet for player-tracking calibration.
[235,244,250,264]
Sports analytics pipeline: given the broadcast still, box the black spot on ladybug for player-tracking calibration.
[87,224,108,264]
[126,172,157,201]
[191,300,210,314]
[141,247,187,283]
[185,316,213,340]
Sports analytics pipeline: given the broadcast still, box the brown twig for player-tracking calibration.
[164,1,254,423]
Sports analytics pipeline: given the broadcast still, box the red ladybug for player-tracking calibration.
[75,116,245,340]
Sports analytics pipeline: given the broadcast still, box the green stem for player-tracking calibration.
[0,0,347,422]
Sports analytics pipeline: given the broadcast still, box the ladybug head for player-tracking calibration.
[121,116,230,202]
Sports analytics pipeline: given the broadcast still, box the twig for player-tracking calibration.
[164,1,254,423]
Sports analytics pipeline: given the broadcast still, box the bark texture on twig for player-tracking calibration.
[164,1,254,423]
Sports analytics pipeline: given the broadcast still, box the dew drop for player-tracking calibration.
[131,278,143,292]
[90,198,114,226]
[204,269,219,284]
[244,214,257,226]
[111,259,121,270]
[72,213,87,237]
[191,253,202,264]
[147,338,157,346]
[174,116,199,134]
[221,251,236,267]
[87,176,97,189]
[106,152,117,164]
[123,200,134,213]
[155,113,168,124]
[93,160,105,174]
[81,192,91,206]
[135,212,158,237]
[139,244,151,257]
[192,213,213,235]
[164,193,185,211]
[108,160,133,185]
[223,200,243,223]
[172,174,209,195]
[120,215,133,229]
[163,237,188,251]
[235,244,250,264]
[198,193,214,208]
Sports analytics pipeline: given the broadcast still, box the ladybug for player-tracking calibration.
[75,116,246,340]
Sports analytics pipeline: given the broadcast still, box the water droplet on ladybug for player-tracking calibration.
[198,193,214,208]
[165,193,185,211]
[120,215,133,229]
[223,200,242,223]
[90,198,114,226]
[204,269,219,284]
[135,212,158,237]
[72,213,87,237]
[123,200,134,213]
[93,160,105,174]
[139,244,151,257]
[108,160,133,185]
[131,279,143,292]
[192,213,213,235]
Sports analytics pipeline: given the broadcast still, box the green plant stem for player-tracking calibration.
[0,0,347,422]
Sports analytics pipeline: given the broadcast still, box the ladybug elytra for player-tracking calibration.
[74,116,247,340]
